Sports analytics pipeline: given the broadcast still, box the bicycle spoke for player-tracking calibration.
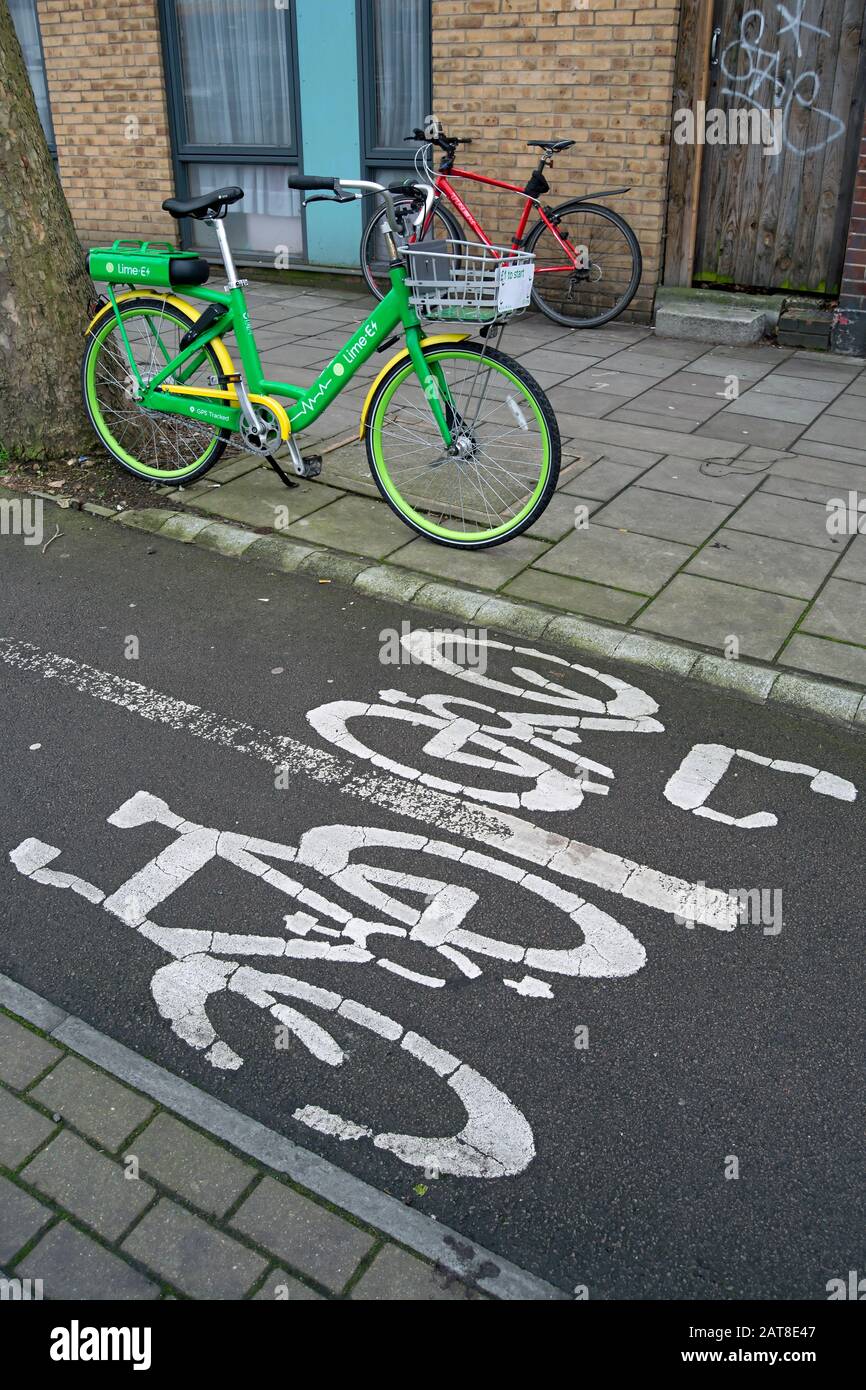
[370,349,554,542]
[88,307,223,476]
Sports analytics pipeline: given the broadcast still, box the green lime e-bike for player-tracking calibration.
[83,177,560,548]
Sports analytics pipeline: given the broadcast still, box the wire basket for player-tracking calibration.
[402,239,535,323]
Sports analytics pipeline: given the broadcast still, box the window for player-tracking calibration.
[159,0,303,259]
[9,0,56,158]
[360,0,431,175]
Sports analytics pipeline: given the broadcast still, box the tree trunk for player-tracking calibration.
[0,0,94,460]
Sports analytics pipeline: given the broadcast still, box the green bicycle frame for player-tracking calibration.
[117,262,454,446]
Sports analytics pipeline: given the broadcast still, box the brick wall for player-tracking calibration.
[37,0,176,247]
[831,106,866,356]
[431,0,682,320]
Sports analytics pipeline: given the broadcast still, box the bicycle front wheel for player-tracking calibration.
[360,198,463,300]
[365,343,560,549]
[527,200,642,327]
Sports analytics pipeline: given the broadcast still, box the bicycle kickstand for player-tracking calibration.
[264,452,299,489]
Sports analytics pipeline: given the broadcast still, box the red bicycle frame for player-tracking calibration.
[421,166,579,274]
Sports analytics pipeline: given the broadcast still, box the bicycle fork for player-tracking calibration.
[404,328,454,447]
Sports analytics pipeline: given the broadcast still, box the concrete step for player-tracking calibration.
[654,287,786,346]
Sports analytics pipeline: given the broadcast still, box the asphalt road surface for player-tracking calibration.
[1,507,864,1299]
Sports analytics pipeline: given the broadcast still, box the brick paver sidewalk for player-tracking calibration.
[0,1007,485,1300]
[163,282,866,690]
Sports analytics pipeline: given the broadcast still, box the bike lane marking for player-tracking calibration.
[0,636,738,932]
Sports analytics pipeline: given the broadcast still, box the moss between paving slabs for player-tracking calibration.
[0,1006,481,1301]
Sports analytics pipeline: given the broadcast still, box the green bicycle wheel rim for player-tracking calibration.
[85,306,222,480]
[371,351,551,543]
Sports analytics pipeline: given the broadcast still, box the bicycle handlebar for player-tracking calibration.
[287,175,431,248]
[286,174,341,192]
[405,128,472,150]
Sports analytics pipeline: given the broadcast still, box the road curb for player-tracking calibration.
[122,502,866,730]
[0,973,567,1301]
[10,490,866,732]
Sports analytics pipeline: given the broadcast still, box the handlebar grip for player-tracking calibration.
[287,175,339,192]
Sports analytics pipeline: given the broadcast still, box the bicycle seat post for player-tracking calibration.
[207,215,245,293]
[204,214,262,436]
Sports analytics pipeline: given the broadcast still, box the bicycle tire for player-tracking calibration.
[82,297,230,484]
[526,200,642,328]
[364,342,560,549]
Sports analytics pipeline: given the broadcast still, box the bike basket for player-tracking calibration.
[87,240,209,289]
[402,239,535,322]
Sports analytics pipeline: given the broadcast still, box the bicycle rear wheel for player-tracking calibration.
[364,343,560,549]
[82,298,229,483]
[526,200,642,327]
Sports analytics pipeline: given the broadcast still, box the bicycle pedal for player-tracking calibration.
[297,455,322,479]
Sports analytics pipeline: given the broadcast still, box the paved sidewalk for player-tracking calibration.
[165,282,866,690]
[0,1004,491,1300]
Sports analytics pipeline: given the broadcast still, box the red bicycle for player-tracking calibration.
[360,128,642,328]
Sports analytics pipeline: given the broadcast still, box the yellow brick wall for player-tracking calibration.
[37,0,177,247]
[431,0,682,319]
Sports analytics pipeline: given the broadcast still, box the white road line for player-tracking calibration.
[0,636,738,929]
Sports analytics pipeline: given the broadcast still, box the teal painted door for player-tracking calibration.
[295,0,363,267]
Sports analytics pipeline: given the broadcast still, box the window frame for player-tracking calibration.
[10,0,57,160]
[157,0,305,263]
[357,0,432,178]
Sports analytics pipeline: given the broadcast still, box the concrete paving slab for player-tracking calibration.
[22,1131,153,1241]
[0,1174,52,1263]
[779,634,866,686]
[350,1243,481,1301]
[801,415,866,450]
[609,406,715,435]
[686,528,838,598]
[636,455,763,505]
[693,411,805,450]
[30,1056,154,1150]
[560,366,663,397]
[0,1087,57,1168]
[834,535,866,581]
[0,1012,61,1090]
[187,469,343,530]
[19,1221,159,1300]
[283,495,410,558]
[122,1198,266,1299]
[633,575,805,660]
[800,578,866,645]
[538,525,692,593]
[504,568,645,623]
[726,492,845,551]
[590,349,688,378]
[747,373,847,403]
[824,394,866,421]
[546,389,635,419]
[527,491,599,540]
[389,532,548,589]
[230,1176,374,1293]
[616,388,726,423]
[725,391,828,425]
[767,452,866,492]
[559,458,648,500]
[593,487,733,545]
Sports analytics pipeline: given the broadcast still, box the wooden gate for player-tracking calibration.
[669,0,866,293]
